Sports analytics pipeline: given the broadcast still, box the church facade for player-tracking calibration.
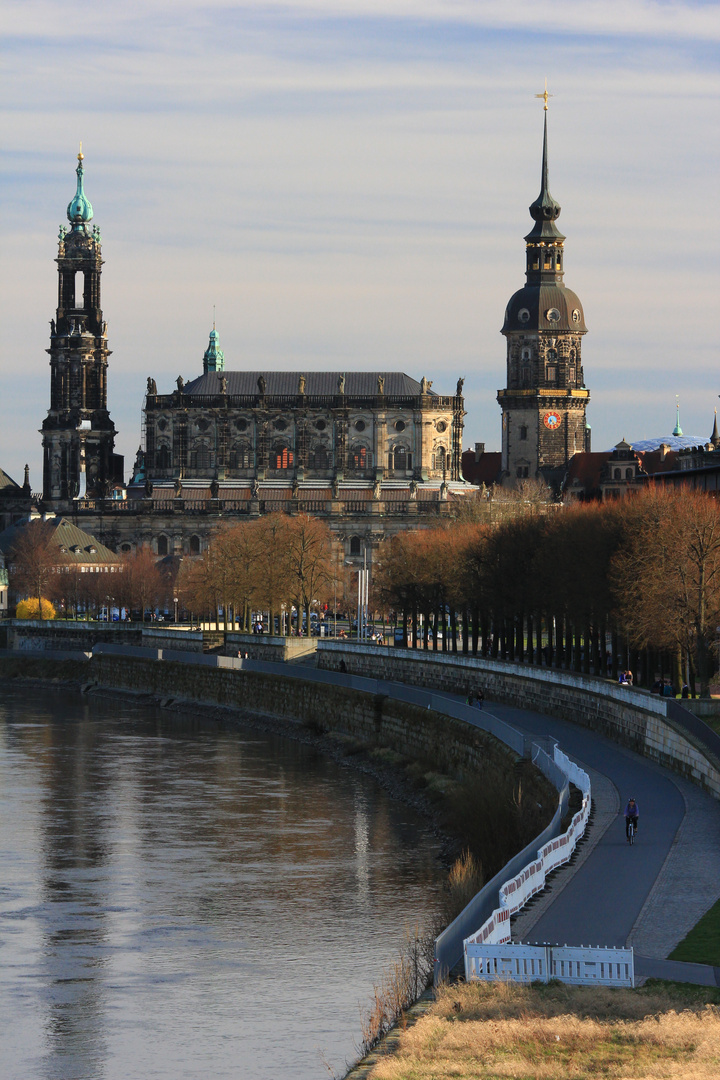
[38,153,468,562]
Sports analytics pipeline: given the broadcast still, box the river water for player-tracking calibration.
[0,685,445,1080]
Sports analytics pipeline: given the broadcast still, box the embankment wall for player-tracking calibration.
[317,643,720,800]
[0,655,526,798]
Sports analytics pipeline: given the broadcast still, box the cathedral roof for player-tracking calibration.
[182,371,435,398]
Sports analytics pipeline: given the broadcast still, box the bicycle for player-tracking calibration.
[626,817,637,845]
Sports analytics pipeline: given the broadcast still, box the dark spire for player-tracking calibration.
[529,113,561,226]
[526,112,564,242]
[711,408,720,448]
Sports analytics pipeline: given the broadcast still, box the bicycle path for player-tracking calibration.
[434,693,720,983]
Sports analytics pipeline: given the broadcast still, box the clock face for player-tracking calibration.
[544,411,561,430]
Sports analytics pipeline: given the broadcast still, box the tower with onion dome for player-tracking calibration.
[42,149,121,503]
[497,95,590,487]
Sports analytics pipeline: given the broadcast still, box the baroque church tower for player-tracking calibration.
[498,103,589,487]
[42,150,120,503]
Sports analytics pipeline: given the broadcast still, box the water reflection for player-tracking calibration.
[0,686,444,1079]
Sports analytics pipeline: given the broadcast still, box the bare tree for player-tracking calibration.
[9,519,62,620]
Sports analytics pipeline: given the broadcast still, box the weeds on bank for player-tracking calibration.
[366,979,720,1079]
[357,852,484,1058]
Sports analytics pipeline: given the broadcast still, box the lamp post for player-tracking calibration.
[174,596,179,624]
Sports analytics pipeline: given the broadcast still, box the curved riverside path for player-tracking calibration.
[232,659,720,985]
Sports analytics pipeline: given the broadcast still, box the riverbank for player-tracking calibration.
[356,978,720,1080]
[0,654,556,883]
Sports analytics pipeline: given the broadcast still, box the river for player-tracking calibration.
[0,684,446,1080]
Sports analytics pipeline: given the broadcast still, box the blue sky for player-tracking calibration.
[2,1,719,487]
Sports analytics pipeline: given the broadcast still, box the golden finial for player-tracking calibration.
[78,140,84,162]
[535,78,553,111]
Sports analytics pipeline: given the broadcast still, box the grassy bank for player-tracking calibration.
[671,896,720,967]
[363,979,720,1079]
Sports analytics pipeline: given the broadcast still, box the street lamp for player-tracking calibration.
[174,596,179,624]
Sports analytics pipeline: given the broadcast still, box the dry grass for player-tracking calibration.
[367,979,720,1079]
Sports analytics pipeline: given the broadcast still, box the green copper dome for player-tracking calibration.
[203,326,225,373]
[67,149,93,226]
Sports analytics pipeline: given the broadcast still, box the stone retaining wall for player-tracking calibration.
[317,643,720,800]
[225,632,317,663]
[5,619,142,652]
[58,654,519,792]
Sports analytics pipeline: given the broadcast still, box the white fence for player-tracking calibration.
[465,943,634,988]
[463,745,593,967]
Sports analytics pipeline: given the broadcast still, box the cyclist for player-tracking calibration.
[624,797,639,841]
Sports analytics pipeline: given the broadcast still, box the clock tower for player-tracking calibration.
[497,105,589,488]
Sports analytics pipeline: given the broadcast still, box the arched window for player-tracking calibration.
[229,443,254,469]
[546,365,557,383]
[614,469,621,480]
[189,442,214,470]
[189,535,201,555]
[519,426,528,441]
[625,468,633,480]
[391,446,412,471]
[349,444,371,471]
[432,446,447,470]
[272,443,294,470]
[157,445,171,470]
[546,349,558,362]
[568,366,576,384]
[308,444,331,471]
[350,535,362,556]
[157,535,169,556]
[521,348,531,361]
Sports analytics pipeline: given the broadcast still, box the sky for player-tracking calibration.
[2,1,719,489]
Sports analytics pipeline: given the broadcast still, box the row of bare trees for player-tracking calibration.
[177,513,340,631]
[376,488,720,696]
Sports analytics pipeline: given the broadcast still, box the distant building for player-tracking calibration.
[0,465,33,533]
[39,153,470,564]
[497,108,590,489]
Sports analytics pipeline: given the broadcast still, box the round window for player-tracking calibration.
[355,419,366,432]
[518,308,530,324]
[394,420,406,432]
[572,309,581,323]
[546,308,561,323]
[235,419,248,432]
[315,419,326,431]
[436,420,447,433]
[274,418,287,431]
[157,419,167,432]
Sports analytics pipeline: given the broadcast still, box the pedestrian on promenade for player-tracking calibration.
[465,690,474,707]
[475,688,484,710]
[626,670,633,686]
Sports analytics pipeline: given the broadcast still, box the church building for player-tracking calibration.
[39,152,468,561]
[497,101,591,488]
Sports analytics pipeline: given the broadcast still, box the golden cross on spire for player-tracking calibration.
[78,140,83,162]
[535,78,553,111]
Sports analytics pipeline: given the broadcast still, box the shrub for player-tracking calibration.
[15,598,56,620]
